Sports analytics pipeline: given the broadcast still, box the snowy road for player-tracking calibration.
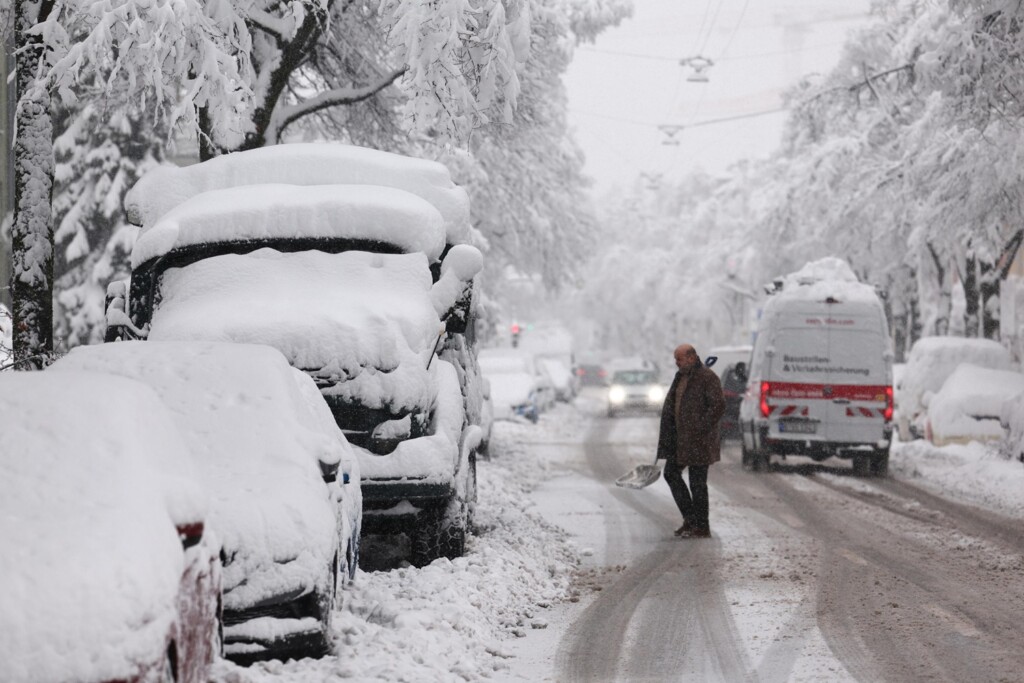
[539,398,1024,682]
[210,392,1023,682]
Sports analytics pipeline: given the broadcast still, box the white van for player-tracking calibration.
[737,259,893,476]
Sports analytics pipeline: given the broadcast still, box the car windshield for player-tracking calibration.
[612,370,658,385]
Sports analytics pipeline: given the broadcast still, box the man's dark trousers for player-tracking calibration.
[663,459,709,528]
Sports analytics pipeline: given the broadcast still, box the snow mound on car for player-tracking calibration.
[0,372,193,683]
[125,142,471,244]
[927,363,1024,446]
[774,257,880,305]
[131,184,447,268]
[51,341,346,610]
[148,250,442,413]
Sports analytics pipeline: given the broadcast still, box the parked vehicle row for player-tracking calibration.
[106,143,486,568]
[1,340,360,681]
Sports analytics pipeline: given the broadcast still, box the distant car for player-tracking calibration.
[607,368,666,417]
[479,348,555,422]
[709,345,752,440]
[0,372,220,683]
[925,363,1024,446]
[575,362,609,387]
[50,341,361,665]
[897,337,1012,441]
[537,356,577,402]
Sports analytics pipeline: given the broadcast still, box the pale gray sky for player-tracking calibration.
[564,0,874,194]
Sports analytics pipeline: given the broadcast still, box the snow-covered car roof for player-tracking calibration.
[49,341,347,609]
[125,142,471,244]
[768,257,882,307]
[146,250,441,414]
[0,371,200,683]
[131,183,447,269]
[479,348,536,374]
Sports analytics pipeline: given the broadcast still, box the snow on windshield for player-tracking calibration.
[0,372,190,683]
[131,184,447,268]
[125,142,471,244]
[149,250,442,413]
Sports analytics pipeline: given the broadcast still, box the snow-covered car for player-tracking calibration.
[479,348,556,422]
[537,355,577,401]
[925,363,1024,446]
[0,372,220,683]
[50,341,360,664]
[575,361,609,387]
[0,302,12,369]
[897,336,1012,441]
[606,368,666,417]
[107,144,484,567]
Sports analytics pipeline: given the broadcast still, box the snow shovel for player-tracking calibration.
[615,453,662,489]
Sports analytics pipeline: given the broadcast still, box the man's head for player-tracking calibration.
[674,344,699,372]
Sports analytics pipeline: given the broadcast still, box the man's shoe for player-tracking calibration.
[688,525,711,539]
[674,520,692,536]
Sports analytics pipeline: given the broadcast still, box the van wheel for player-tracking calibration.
[741,442,753,469]
[870,448,889,477]
[852,454,871,477]
[751,449,770,473]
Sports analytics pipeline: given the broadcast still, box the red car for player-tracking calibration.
[0,372,221,683]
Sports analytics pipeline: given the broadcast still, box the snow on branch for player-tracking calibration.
[267,66,408,143]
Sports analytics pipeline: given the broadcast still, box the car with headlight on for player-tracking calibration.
[607,369,666,417]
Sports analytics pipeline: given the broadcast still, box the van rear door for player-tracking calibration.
[768,324,832,440]
[820,311,890,444]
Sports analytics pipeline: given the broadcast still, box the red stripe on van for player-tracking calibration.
[767,382,889,402]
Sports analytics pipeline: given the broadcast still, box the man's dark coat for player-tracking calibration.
[656,365,727,467]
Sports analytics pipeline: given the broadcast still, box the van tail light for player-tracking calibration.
[883,385,893,422]
[759,382,771,418]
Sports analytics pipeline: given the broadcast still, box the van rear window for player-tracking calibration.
[772,328,886,384]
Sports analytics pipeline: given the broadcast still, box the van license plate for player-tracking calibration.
[779,420,817,434]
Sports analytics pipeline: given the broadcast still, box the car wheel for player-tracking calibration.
[411,497,468,566]
[870,448,889,477]
[751,448,770,473]
[607,409,617,418]
[741,441,752,469]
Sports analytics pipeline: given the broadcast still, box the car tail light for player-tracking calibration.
[759,382,771,418]
[576,368,585,376]
[883,385,893,422]
[177,522,204,550]
[598,369,607,378]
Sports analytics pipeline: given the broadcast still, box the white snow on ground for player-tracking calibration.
[891,436,1024,519]
[210,406,584,683]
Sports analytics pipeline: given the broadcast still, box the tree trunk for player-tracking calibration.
[980,261,1000,340]
[11,0,56,370]
[963,254,979,337]
[926,243,950,336]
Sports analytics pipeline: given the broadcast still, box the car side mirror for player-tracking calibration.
[733,362,748,384]
[704,355,718,368]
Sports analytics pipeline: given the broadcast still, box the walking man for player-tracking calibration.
[656,344,726,538]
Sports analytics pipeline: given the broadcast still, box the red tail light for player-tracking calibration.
[759,381,771,418]
[883,385,893,422]
[598,369,607,378]
[177,522,204,550]
[576,368,586,376]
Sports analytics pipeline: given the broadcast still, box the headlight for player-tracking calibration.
[648,386,666,402]
[609,385,626,403]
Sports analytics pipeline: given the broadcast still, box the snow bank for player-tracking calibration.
[900,336,1012,430]
[891,438,1024,519]
[1001,392,1024,463]
[50,342,346,611]
[927,364,1024,445]
[149,249,443,413]
[0,372,191,683]
[209,405,582,683]
[131,184,447,269]
[0,303,11,368]
[125,143,472,244]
